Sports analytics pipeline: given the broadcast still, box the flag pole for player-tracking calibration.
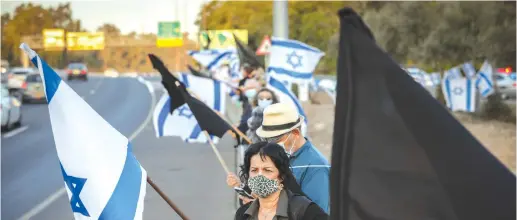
[203,131,231,174]
[146,177,190,220]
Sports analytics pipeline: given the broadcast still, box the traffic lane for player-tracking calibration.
[1,77,151,220]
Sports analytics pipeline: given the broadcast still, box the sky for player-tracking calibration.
[1,0,212,40]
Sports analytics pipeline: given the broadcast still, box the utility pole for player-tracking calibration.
[273,1,288,39]
[62,29,68,68]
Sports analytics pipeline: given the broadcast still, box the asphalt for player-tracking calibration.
[1,75,239,219]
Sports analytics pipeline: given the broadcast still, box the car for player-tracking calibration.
[22,73,46,103]
[495,72,516,100]
[6,67,37,92]
[66,63,88,81]
[1,83,22,131]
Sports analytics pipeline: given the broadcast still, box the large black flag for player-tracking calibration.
[331,7,515,220]
[148,54,236,138]
[233,33,264,70]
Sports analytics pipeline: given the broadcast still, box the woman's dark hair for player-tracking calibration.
[252,88,279,107]
[239,142,304,196]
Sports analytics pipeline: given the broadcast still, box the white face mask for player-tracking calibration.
[245,89,257,99]
[258,99,273,108]
[277,132,297,157]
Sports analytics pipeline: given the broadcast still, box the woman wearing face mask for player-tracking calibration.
[252,88,279,109]
[234,142,328,220]
[228,88,279,193]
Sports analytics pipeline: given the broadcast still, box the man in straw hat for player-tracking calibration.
[256,103,330,213]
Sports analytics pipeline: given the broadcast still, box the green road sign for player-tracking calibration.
[157,21,182,47]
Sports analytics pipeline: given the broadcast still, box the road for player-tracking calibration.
[1,75,238,219]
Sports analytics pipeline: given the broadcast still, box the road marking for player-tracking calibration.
[2,126,29,139]
[17,78,157,220]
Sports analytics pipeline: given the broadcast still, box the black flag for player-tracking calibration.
[148,54,186,113]
[331,7,515,220]
[148,54,236,138]
[233,33,264,70]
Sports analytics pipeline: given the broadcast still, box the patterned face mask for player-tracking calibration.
[247,174,281,198]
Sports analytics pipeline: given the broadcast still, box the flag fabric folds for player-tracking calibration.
[153,72,228,143]
[20,43,147,220]
[476,61,495,97]
[267,37,324,83]
[461,62,477,79]
[331,8,515,220]
[266,75,308,136]
[444,66,463,79]
[149,54,236,140]
[442,77,477,112]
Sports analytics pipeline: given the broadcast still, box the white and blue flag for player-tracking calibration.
[267,37,324,83]
[267,76,308,136]
[153,73,228,143]
[430,72,442,86]
[20,43,147,220]
[444,67,463,79]
[442,76,477,112]
[476,60,495,97]
[462,62,477,79]
[188,48,241,80]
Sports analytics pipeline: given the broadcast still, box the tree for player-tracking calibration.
[1,3,84,66]
[96,23,121,36]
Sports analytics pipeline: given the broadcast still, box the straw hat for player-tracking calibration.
[256,103,304,138]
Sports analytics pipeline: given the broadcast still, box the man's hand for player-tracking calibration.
[226,173,241,188]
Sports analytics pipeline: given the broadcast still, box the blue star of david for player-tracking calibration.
[178,105,193,119]
[453,87,464,95]
[60,164,90,217]
[286,51,303,69]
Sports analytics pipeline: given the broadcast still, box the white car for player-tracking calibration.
[7,67,37,90]
[1,84,22,131]
[495,73,516,99]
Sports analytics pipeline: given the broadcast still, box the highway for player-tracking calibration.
[1,75,238,219]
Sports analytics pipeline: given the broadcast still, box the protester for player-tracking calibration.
[245,88,280,143]
[257,103,330,213]
[252,88,279,109]
[234,142,328,220]
[235,63,263,133]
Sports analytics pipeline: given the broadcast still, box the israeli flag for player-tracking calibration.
[188,49,240,77]
[20,43,147,219]
[476,61,495,97]
[267,76,308,136]
[153,73,227,143]
[268,37,324,83]
[444,67,463,79]
[187,49,225,67]
[430,72,441,86]
[462,62,477,78]
[442,76,477,112]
